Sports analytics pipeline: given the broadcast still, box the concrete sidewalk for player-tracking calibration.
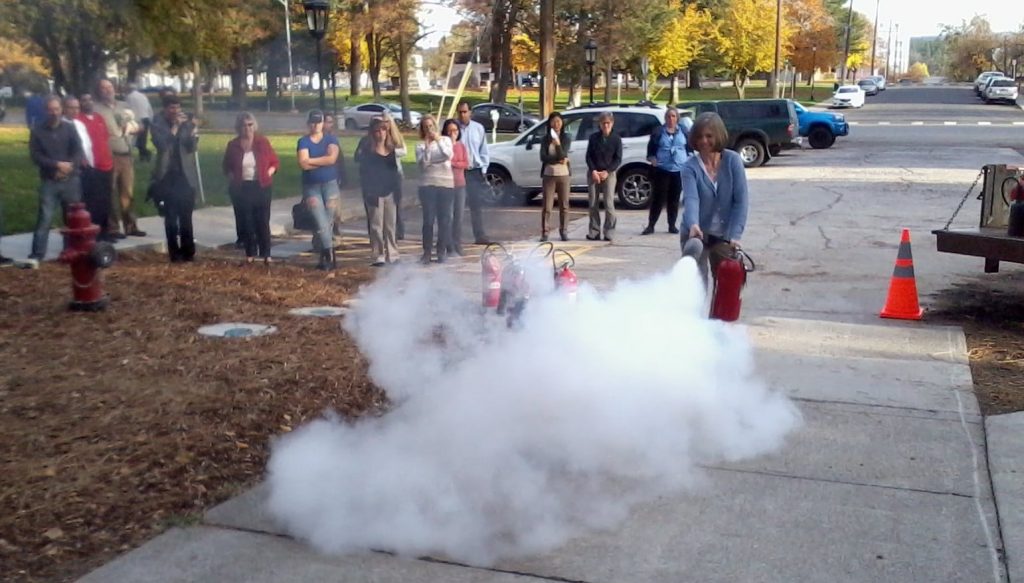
[73,209,1022,583]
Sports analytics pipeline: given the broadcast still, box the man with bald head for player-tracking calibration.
[94,79,145,238]
[27,95,84,264]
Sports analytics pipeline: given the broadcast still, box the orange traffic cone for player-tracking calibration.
[880,229,923,320]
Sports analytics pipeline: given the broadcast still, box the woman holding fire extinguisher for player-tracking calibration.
[680,112,749,290]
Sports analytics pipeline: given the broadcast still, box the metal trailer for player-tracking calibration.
[933,164,1024,272]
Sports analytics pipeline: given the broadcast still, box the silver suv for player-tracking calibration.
[484,104,665,209]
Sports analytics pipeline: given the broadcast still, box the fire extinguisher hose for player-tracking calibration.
[551,249,575,270]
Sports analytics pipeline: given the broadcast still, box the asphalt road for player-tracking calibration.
[816,85,1024,149]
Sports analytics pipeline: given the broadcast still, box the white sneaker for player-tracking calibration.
[21,258,39,270]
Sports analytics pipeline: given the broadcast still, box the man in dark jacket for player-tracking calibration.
[28,95,84,264]
[585,112,622,242]
[150,95,199,262]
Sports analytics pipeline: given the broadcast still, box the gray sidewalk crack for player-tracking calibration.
[705,466,977,499]
[790,396,983,424]
[417,556,595,583]
[789,186,843,226]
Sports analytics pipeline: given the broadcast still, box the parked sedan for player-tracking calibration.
[471,103,540,133]
[856,79,879,96]
[832,85,865,108]
[341,102,422,130]
[984,78,1019,104]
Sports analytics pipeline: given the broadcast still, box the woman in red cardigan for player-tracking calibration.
[222,112,280,264]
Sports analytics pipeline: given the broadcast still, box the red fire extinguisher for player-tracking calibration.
[709,248,755,322]
[480,243,509,309]
[552,249,578,301]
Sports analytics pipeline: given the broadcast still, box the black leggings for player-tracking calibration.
[236,181,272,258]
[648,167,681,229]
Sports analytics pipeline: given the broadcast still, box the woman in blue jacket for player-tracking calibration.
[680,112,749,286]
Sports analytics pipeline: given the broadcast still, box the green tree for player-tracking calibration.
[941,16,999,81]
[0,0,138,96]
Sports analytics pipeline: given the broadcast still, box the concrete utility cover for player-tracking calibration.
[198,323,277,338]
[288,307,348,317]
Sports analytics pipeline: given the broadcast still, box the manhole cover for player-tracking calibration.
[198,323,278,338]
[288,306,348,317]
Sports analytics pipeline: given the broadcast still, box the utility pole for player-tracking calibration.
[839,0,855,84]
[770,0,782,98]
[870,0,879,74]
[894,23,900,77]
[885,20,892,80]
[539,0,554,116]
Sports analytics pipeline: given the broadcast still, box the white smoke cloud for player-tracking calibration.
[265,257,801,565]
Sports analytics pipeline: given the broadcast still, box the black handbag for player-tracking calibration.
[292,201,317,231]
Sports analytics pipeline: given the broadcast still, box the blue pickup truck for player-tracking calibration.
[792,102,849,149]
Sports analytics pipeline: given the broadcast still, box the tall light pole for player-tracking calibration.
[870,0,879,74]
[276,0,297,113]
[839,0,855,84]
[585,39,597,104]
[303,0,329,112]
[810,45,818,101]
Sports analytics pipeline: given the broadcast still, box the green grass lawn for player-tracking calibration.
[0,127,419,235]
[173,80,834,116]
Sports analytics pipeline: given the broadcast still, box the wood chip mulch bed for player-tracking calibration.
[0,250,386,582]
[3,250,1021,582]
[929,271,1024,416]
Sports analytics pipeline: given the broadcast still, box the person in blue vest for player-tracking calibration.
[642,107,689,235]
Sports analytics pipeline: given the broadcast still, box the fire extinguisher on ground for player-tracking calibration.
[480,243,509,309]
[552,249,578,301]
[709,248,755,322]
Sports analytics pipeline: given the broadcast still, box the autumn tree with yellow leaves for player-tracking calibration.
[712,0,787,98]
[648,2,718,103]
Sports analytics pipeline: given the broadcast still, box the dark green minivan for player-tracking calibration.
[678,99,800,168]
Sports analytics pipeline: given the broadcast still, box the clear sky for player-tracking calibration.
[418,1,1024,57]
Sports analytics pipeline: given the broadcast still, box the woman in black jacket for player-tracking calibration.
[539,112,572,242]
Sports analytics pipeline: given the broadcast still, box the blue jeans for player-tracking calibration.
[303,181,340,252]
[418,185,453,259]
[31,176,81,259]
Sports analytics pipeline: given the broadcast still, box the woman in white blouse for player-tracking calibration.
[415,115,454,264]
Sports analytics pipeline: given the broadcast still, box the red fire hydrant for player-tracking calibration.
[58,202,116,311]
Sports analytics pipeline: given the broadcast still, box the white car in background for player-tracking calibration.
[984,78,1019,104]
[974,71,1005,95]
[485,104,666,209]
[832,85,865,108]
[341,102,422,130]
[869,75,887,91]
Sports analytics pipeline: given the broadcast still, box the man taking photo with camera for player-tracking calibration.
[150,95,199,263]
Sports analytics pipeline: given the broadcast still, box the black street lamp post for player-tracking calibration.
[810,45,818,101]
[303,0,329,112]
[584,39,597,104]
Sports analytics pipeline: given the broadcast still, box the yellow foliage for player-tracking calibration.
[0,38,49,76]
[510,33,539,73]
[907,61,929,81]
[714,0,786,94]
[649,3,717,77]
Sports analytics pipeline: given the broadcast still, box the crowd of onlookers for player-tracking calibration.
[3,85,749,288]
